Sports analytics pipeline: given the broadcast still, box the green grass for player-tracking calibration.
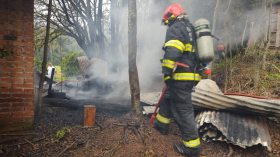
[211,49,280,97]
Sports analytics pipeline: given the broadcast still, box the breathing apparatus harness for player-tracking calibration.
[175,17,213,86]
[182,18,201,86]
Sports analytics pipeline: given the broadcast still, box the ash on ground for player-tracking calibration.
[0,99,279,157]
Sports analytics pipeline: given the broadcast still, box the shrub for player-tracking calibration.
[61,51,82,77]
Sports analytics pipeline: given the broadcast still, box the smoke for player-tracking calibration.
[76,4,130,101]
[65,0,269,101]
[137,0,268,90]
[186,0,267,47]
[137,2,166,92]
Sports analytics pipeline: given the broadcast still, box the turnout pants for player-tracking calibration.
[155,81,200,148]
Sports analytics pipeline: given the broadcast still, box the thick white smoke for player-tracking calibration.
[68,0,268,100]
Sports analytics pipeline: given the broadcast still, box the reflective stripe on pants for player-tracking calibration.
[156,113,171,124]
[157,81,199,142]
[183,138,201,148]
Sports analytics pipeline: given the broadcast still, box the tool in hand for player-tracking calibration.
[149,85,167,127]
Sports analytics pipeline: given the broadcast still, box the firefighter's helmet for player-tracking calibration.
[162,3,186,25]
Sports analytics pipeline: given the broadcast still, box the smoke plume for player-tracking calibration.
[67,0,269,100]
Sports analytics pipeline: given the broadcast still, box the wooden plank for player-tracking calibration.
[275,8,280,47]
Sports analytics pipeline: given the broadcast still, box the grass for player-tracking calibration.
[211,49,280,98]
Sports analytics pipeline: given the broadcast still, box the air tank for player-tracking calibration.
[194,18,214,63]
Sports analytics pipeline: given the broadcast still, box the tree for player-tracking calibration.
[37,0,53,116]
[110,0,123,72]
[128,0,141,115]
[36,0,106,59]
[212,0,220,35]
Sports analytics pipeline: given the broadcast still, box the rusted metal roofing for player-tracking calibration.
[196,111,271,151]
[140,79,277,150]
[141,79,280,117]
[192,88,280,117]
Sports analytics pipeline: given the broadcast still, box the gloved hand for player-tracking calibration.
[164,75,173,86]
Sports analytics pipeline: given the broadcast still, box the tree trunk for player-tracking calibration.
[262,0,272,70]
[37,0,53,117]
[212,0,220,35]
[225,0,232,13]
[128,0,141,115]
[247,21,255,48]
[97,0,105,58]
[110,0,121,72]
[241,16,249,47]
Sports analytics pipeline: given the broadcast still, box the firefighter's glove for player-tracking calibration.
[164,75,173,86]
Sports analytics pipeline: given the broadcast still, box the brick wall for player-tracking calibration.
[0,0,34,132]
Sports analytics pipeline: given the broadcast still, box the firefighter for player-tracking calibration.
[154,3,202,157]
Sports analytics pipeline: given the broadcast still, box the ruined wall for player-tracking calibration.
[0,0,34,132]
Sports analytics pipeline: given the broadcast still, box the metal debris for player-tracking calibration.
[196,111,272,151]
[193,88,280,118]
[141,79,280,117]
[140,79,278,150]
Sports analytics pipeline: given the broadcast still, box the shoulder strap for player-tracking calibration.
[183,21,203,72]
[184,21,197,51]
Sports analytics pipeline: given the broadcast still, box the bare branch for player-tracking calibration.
[35,0,107,58]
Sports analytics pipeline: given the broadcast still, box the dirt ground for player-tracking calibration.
[0,99,280,157]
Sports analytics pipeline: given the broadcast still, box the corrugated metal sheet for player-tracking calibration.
[196,111,271,151]
[192,88,280,117]
[140,79,280,117]
[141,80,275,150]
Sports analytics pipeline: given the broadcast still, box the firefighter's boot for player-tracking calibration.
[153,121,168,135]
[174,142,200,157]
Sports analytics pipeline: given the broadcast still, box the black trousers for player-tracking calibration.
[156,81,198,141]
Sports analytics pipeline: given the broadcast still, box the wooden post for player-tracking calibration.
[84,105,96,127]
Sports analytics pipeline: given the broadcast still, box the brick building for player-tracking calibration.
[0,0,34,132]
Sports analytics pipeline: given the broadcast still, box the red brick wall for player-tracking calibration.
[0,0,34,132]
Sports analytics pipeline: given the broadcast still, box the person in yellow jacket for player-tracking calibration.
[154,3,203,157]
